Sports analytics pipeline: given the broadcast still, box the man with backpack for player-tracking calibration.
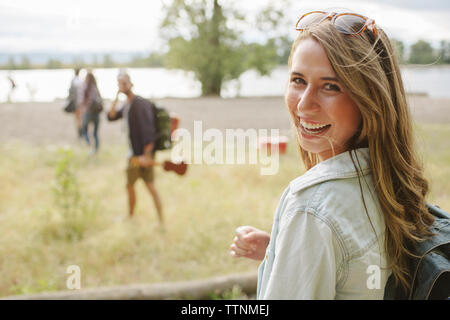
[107,71,163,225]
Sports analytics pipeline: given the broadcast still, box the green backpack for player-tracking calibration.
[149,101,173,151]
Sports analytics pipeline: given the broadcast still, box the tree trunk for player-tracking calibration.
[200,0,223,96]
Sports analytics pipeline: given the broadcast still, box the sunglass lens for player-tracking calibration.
[297,12,326,29]
[334,14,366,35]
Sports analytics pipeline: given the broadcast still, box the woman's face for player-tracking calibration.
[285,37,362,162]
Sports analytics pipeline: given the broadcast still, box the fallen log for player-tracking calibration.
[2,272,257,300]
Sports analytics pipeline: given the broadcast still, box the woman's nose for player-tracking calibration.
[296,87,318,113]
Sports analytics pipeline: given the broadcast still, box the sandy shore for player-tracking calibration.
[0,95,449,144]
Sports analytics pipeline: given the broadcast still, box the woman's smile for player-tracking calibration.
[299,119,332,136]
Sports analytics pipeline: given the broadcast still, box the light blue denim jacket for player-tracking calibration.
[257,148,391,299]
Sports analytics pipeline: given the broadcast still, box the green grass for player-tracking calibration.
[0,139,301,297]
[0,123,448,297]
[414,123,450,209]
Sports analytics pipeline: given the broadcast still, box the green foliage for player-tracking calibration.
[129,52,165,68]
[21,56,31,69]
[42,148,96,242]
[46,58,63,69]
[391,38,405,64]
[6,56,16,69]
[276,36,293,65]
[242,40,278,76]
[254,1,293,66]
[102,54,115,68]
[161,0,282,96]
[209,285,250,300]
[408,40,437,64]
[438,40,450,64]
[52,148,82,213]
[3,55,33,70]
[9,278,58,295]
[72,56,86,69]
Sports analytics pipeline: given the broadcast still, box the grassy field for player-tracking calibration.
[0,137,302,297]
[0,122,449,297]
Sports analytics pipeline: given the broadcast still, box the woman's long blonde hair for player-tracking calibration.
[288,19,434,292]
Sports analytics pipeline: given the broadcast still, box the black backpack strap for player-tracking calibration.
[412,204,450,258]
[383,275,405,299]
[408,204,450,299]
[411,245,450,299]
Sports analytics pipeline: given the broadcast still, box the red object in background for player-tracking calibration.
[170,114,179,135]
[163,160,188,176]
[259,136,289,155]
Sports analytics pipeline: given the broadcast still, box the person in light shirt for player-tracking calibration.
[230,10,435,299]
[68,68,84,138]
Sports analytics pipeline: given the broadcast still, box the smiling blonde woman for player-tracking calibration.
[230,10,435,299]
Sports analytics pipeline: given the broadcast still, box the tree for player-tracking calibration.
[91,55,99,68]
[254,1,293,66]
[46,58,63,69]
[160,0,281,96]
[102,54,114,68]
[146,52,165,67]
[72,56,85,69]
[390,39,405,64]
[408,40,436,64]
[19,56,31,69]
[438,40,450,64]
[277,35,293,65]
[7,56,16,70]
[130,52,165,68]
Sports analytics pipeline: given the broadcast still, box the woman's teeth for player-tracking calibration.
[300,120,331,134]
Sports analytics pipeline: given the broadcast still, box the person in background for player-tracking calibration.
[107,71,163,225]
[80,71,101,155]
[68,68,84,138]
[7,72,16,103]
[230,10,435,299]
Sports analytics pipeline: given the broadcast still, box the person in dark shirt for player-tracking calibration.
[107,72,163,225]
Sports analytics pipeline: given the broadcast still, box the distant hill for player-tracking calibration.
[0,51,148,65]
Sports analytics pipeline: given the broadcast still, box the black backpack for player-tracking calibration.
[148,101,173,152]
[384,203,450,300]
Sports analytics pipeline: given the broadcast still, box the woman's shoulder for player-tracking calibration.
[286,149,371,210]
[285,165,384,258]
[285,174,374,220]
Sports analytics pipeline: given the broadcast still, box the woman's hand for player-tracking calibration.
[230,226,270,261]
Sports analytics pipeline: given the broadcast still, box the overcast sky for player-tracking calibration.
[1,0,449,54]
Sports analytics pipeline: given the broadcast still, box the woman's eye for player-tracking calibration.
[324,83,341,92]
[292,77,305,85]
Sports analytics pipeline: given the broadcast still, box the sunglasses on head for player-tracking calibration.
[295,11,378,38]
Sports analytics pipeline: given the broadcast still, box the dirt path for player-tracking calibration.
[0,95,449,144]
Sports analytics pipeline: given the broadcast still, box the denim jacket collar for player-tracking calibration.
[289,148,371,194]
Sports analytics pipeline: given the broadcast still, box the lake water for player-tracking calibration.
[1,65,449,102]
